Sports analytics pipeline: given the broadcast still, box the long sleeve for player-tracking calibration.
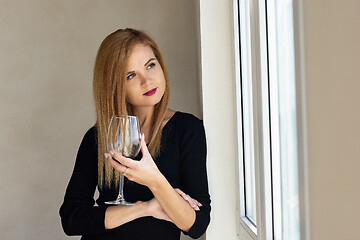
[59,127,108,236]
[178,116,211,239]
[60,113,211,239]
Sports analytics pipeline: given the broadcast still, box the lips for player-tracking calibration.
[143,88,157,96]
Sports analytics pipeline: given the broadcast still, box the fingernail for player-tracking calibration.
[185,196,189,201]
[196,206,200,211]
[110,151,114,156]
[104,153,108,158]
[199,203,203,207]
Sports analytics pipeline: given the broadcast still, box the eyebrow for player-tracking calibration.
[126,70,135,76]
[126,58,157,76]
[144,58,156,66]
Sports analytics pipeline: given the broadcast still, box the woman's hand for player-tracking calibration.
[145,198,172,222]
[106,133,162,188]
[175,189,202,211]
[145,189,201,222]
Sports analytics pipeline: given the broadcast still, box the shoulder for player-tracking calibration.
[80,126,98,150]
[171,112,207,155]
[172,111,203,128]
[169,111,205,139]
[84,126,97,140]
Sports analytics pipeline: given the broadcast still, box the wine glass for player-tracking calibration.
[105,115,141,205]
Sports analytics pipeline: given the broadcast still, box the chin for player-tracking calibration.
[148,91,164,105]
[150,98,163,106]
[134,98,162,108]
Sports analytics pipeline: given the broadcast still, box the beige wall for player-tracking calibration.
[0,1,202,239]
[199,0,242,239]
[302,0,360,239]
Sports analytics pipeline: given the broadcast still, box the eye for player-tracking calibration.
[146,62,156,69]
[127,73,136,80]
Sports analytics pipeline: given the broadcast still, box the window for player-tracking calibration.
[267,0,300,238]
[234,0,303,239]
[238,0,257,228]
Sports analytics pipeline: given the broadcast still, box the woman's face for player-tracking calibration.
[124,44,166,109]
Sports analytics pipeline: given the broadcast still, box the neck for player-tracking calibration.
[131,106,155,129]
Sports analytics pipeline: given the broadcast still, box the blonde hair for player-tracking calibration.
[93,28,170,189]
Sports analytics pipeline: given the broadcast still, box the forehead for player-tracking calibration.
[127,44,155,66]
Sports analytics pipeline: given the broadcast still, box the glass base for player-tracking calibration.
[105,199,135,205]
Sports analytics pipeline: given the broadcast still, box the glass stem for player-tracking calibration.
[117,174,125,201]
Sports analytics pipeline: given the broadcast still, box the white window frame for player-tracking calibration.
[233,0,309,239]
[234,0,273,239]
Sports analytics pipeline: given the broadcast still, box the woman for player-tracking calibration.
[60,28,211,240]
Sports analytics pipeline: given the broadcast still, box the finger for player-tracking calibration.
[187,196,201,207]
[187,200,200,211]
[192,201,200,210]
[106,153,122,168]
[188,199,197,208]
[190,200,200,211]
[174,188,184,196]
[174,189,187,199]
[109,150,136,168]
[182,194,190,201]
[184,194,201,210]
[182,195,197,210]
[194,199,203,207]
[140,133,151,157]
[174,189,200,210]
[105,153,127,173]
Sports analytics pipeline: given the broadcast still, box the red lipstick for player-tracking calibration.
[143,88,157,96]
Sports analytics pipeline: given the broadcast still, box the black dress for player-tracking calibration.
[59,112,211,240]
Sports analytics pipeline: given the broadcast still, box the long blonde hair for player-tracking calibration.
[93,28,170,189]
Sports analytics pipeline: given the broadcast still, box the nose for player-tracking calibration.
[139,72,153,87]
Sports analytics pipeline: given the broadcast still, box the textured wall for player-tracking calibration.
[0,0,202,239]
[302,0,360,239]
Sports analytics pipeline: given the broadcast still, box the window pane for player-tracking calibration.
[267,0,300,239]
[239,0,257,225]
